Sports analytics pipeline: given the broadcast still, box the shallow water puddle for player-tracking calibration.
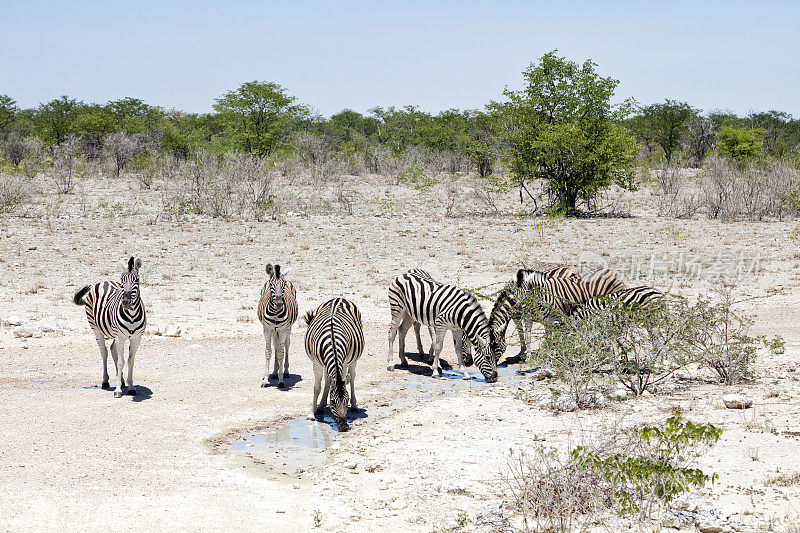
[221,361,529,477]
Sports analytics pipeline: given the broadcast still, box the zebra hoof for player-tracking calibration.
[387,365,394,371]
[461,373,471,380]
[101,382,110,390]
[126,388,137,396]
[113,390,123,398]
[277,382,285,389]
[260,382,268,388]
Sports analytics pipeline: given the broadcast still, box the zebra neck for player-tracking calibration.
[488,287,515,332]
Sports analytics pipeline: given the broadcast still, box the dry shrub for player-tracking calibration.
[52,136,82,194]
[701,156,799,221]
[0,172,34,213]
[653,161,702,218]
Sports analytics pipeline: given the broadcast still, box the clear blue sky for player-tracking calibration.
[1,0,798,117]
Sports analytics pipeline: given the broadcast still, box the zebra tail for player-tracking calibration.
[73,285,90,305]
[301,310,316,327]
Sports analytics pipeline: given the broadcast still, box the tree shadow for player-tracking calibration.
[264,372,303,391]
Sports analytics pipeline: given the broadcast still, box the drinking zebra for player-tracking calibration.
[303,297,364,432]
[396,268,473,367]
[489,267,581,363]
[257,263,298,389]
[73,257,146,398]
[388,271,497,382]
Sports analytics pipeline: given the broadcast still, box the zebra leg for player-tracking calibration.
[523,315,533,357]
[93,329,111,389]
[348,362,358,412]
[126,334,141,395]
[430,325,447,377]
[113,336,126,398]
[271,331,281,377]
[283,327,291,375]
[308,363,324,419]
[453,330,470,380]
[413,321,425,357]
[398,314,413,361]
[261,324,274,387]
[276,328,287,388]
[513,316,525,358]
[460,332,473,367]
[427,325,435,363]
[319,374,332,416]
[387,311,406,371]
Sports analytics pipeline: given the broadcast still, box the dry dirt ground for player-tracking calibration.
[1,173,800,532]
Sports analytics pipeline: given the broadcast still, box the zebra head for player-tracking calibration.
[265,263,287,313]
[329,376,350,432]
[489,326,507,363]
[516,269,547,289]
[121,257,141,309]
[474,341,498,383]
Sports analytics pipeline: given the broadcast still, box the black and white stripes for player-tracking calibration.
[303,298,364,431]
[388,270,497,382]
[73,257,146,397]
[258,263,298,388]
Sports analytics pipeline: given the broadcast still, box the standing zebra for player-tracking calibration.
[257,263,298,389]
[303,298,364,432]
[388,271,497,382]
[73,257,146,398]
[571,285,663,318]
[489,267,580,363]
[396,268,473,367]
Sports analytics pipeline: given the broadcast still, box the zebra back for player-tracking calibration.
[572,285,664,319]
[304,297,364,375]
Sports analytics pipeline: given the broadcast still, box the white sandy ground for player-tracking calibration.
[1,173,800,531]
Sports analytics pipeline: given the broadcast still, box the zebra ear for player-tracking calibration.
[281,266,291,278]
[128,257,135,271]
[265,264,273,276]
[274,264,281,278]
[516,269,526,287]
[134,258,142,270]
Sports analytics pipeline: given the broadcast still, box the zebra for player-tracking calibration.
[73,257,146,398]
[303,298,364,432]
[515,267,628,325]
[388,271,498,382]
[257,263,298,389]
[396,268,473,367]
[489,267,581,363]
[570,285,664,318]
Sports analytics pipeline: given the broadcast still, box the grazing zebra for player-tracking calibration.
[515,267,628,324]
[73,257,146,398]
[388,271,497,382]
[570,285,664,318]
[257,263,298,389]
[489,267,580,363]
[396,268,473,367]
[303,298,364,432]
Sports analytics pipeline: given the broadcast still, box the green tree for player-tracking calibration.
[0,94,18,138]
[213,81,307,156]
[106,97,163,134]
[502,51,639,214]
[34,96,82,145]
[74,108,117,158]
[717,125,765,162]
[637,99,699,163]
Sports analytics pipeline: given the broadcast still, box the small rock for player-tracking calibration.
[345,463,357,470]
[532,367,554,380]
[13,326,42,338]
[579,390,607,409]
[555,394,578,412]
[164,325,182,337]
[389,499,406,510]
[612,388,631,400]
[723,394,752,409]
[3,316,23,326]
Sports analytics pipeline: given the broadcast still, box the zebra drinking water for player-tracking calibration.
[257,263,298,389]
[73,257,146,398]
[303,297,364,432]
[388,271,497,382]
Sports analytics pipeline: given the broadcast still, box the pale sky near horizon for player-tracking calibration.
[1,1,798,117]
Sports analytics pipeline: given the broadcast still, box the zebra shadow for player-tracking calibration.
[265,373,303,391]
[396,350,453,377]
[312,407,369,426]
[130,385,153,403]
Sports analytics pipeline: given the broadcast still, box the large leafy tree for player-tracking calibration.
[0,94,18,138]
[34,95,83,145]
[214,81,307,156]
[637,99,698,163]
[502,51,639,214]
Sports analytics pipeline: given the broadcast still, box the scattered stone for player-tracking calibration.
[723,394,752,409]
[164,325,182,337]
[3,315,23,327]
[674,370,693,381]
[13,325,42,338]
[389,498,406,510]
[612,388,631,400]
[531,367,554,381]
[555,394,578,412]
[579,390,607,409]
